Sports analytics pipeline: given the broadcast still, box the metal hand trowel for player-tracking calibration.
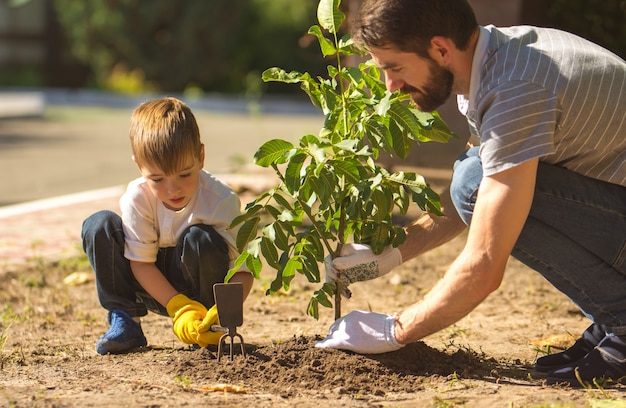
[211,282,246,361]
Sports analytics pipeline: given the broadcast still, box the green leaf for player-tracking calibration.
[307,298,319,319]
[254,139,294,167]
[337,34,361,56]
[246,256,263,278]
[364,117,393,153]
[229,204,263,228]
[340,66,363,87]
[372,188,391,222]
[225,253,248,281]
[262,67,307,84]
[260,236,280,269]
[375,93,392,116]
[411,109,456,143]
[246,237,261,258]
[328,159,360,185]
[283,257,302,279]
[317,0,345,34]
[285,152,307,194]
[308,25,337,57]
[333,138,360,152]
[300,250,321,282]
[386,171,427,188]
[388,103,426,142]
[236,217,260,252]
[272,222,291,251]
[271,191,294,211]
[411,186,443,215]
[389,119,412,159]
[365,222,392,254]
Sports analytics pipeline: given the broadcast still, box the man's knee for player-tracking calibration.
[450,148,483,226]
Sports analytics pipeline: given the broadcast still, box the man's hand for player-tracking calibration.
[166,294,222,347]
[325,243,402,295]
[315,310,404,354]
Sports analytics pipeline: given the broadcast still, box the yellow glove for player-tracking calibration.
[196,304,223,346]
[197,304,219,332]
[166,294,222,347]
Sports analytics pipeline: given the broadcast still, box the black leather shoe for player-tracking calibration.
[547,335,626,387]
[535,323,605,372]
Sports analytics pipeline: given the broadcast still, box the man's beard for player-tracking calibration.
[401,60,454,112]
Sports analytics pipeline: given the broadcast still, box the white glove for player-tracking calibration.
[315,310,404,354]
[325,243,402,286]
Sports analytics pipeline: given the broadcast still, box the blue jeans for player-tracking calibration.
[81,210,230,318]
[450,147,626,335]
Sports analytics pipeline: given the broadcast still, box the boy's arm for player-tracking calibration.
[228,271,254,301]
[130,261,178,307]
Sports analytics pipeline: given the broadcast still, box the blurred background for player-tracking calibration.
[0,0,624,205]
[1,0,623,94]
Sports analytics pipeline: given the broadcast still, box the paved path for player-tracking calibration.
[0,173,280,270]
[0,167,452,272]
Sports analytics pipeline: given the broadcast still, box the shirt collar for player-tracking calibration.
[457,25,493,116]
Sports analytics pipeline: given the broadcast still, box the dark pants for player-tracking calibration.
[81,210,230,317]
[450,147,626,335]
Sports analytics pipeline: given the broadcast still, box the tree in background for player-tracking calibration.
[523,0,625,59]
[52,0,326,93]
[547,0,626,58]
[8,0,621,92]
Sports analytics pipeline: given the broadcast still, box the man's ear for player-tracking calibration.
[199,144,205,167]
[429,36,453,65]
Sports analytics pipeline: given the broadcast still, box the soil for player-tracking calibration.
[3,230,626,408]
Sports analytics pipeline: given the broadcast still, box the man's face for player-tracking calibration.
[369,46,454,112]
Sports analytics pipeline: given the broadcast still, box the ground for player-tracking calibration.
[3,230,626,408]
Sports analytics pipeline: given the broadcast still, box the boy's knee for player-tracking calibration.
[82,210,120,238]
[183,224,229,255]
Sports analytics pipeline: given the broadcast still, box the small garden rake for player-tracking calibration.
[210,282,246,361]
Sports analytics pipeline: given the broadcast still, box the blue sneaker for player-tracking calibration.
[96,310,147,355]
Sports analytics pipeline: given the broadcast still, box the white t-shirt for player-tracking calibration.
[120,170,243,266]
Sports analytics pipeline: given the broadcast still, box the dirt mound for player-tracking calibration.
[168,335,498,397]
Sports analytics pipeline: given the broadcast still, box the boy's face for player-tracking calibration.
[135,147,204,211]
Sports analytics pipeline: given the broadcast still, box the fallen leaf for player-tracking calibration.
[63,271,94,286]
[528,334,575,350]
[198,383,246,394]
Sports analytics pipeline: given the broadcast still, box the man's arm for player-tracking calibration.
[394,158,538,343]
[398,187,468,261]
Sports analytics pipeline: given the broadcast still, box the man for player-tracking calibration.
[315,0,626,387]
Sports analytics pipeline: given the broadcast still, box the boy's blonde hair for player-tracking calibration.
[129,97,202,175]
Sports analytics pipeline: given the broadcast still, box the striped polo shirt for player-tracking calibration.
[460,25,626,187]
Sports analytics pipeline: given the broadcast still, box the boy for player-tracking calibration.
[82,97,253,354]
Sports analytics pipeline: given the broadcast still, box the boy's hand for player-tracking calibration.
[166,294,221,347]
[197,304,219,333]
